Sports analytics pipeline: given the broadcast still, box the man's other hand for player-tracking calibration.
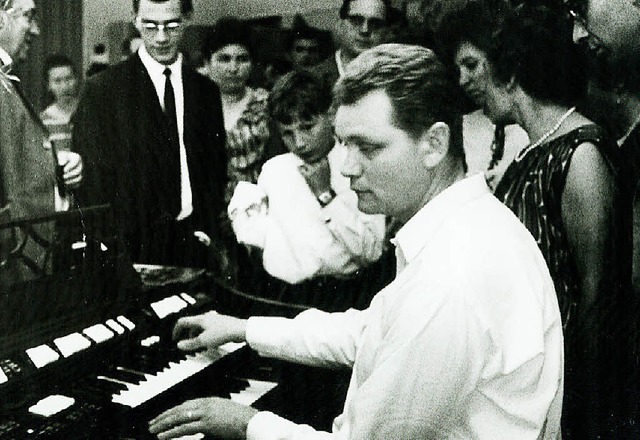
[172,311,247,352]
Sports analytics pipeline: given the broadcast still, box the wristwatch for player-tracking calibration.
[317,189,336,207]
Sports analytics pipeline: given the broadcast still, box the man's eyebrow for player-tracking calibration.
[140,18,182,23]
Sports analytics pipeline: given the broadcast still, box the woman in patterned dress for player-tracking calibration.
[439,2,631,438]
[203,19,273,203]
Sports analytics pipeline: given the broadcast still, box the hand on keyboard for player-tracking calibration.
[148,396,258,439]
[173,311,247,352]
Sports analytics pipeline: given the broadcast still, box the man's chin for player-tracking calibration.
[150,50,179,65]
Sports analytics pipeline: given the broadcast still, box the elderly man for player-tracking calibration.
[316,0,392,87]
[73,0,227,268]
[0,0,83,288]
[148,44,563,440]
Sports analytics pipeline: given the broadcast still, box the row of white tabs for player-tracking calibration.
[22,292,197,373]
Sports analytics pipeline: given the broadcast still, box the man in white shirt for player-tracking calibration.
[72,0,227,267]
[228,70,385,286]
[149,44,564,440]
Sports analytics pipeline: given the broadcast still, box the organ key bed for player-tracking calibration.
[0,206,348,439]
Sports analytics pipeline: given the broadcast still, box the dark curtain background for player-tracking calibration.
[16,0,83,111]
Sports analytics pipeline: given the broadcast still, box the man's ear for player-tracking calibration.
[419,122,450,168]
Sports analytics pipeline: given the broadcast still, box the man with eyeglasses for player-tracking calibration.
[569,0,640,437]
[72,0,228,269]
[316,0,393,88]
[0,0,83,287]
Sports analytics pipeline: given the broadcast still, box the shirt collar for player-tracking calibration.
[335,50,345,78]
[0,47,13,68]
[138,44,182,77]
[392,173,491,267]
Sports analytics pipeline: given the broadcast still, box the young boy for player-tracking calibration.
[228,70,386,287]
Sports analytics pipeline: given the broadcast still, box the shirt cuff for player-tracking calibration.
[246,411,301,440]
[246,316,292,358]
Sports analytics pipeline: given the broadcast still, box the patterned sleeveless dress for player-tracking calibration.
[495,124,633,438]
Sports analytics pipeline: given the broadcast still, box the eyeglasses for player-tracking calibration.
[136,18,183,34]
[563,0,610,54]
[346,14,386,32]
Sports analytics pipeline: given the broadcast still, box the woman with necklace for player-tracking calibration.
[440,2,629,438]
[203,19,273,203]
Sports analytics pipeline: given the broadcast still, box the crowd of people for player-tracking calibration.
[1,0,640,438]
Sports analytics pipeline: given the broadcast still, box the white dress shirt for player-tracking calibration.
[138,45,193,221]
[244,174,564,439]
[228,144,386,284]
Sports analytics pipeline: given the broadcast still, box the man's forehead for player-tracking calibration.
[279,114,323,128]
[9,0,36,11]
[347,0,386,19]
[334,91,394,136]
[137,0,182,19]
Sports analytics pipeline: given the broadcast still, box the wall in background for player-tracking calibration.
[82,0,339,71]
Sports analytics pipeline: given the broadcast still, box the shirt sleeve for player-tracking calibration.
[322,195,386,265]
[245,308,368,368]
[246,411,336,440]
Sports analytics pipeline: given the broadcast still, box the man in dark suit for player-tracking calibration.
[72,0,227,268]
[317,0,392,88]
[0,0,83,290]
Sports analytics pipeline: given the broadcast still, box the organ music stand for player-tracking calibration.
[0,205,140,354]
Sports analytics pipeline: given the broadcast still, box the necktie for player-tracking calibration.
[163,68,181,216]
[163,68,178,142]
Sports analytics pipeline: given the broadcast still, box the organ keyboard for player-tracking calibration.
[0,281,280,439]
[0,208,350,439]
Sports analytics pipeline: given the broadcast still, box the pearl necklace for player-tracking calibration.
[617,110,640,147]
[515,106,576,162]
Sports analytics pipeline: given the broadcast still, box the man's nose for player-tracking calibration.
[30,20,40,36]
[572,21,589,44]
[155,27,169,42]
[359,19,371,34]
[340,146,362,178]
[293,131,307,150]
[459,69,470,88]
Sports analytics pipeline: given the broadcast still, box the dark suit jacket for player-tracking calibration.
[72,55,227,267]
[0,72,57,291]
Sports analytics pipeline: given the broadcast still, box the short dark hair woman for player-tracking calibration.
[440,1,631,437]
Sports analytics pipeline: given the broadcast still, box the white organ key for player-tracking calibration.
[111,345,244,408]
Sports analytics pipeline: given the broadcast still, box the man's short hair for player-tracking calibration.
[339,0,391,21]
[269,70,332,124]
[132,0,193,15]
[44,54,76,78]
[333,43,465,161]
